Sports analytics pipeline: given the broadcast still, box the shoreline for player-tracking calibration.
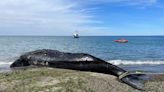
[0,67,164,92]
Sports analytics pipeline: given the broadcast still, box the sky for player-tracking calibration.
[0,0,164,36]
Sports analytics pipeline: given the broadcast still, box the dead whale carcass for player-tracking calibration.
[10,49,147,90]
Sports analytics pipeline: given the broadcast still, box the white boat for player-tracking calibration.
[73,32,79,38]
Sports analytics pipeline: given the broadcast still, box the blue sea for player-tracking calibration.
[0,36,164,73]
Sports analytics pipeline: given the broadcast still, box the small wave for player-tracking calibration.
[107,60,164,65]
[0,62,13,66]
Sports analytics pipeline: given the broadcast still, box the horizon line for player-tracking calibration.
[0,35,164,37]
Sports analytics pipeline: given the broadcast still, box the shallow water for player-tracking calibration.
[0,36,164,72]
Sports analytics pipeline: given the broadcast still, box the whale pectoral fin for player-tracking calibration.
[119,72,149,91]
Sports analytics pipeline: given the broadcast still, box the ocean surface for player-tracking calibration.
[0,36,164,73]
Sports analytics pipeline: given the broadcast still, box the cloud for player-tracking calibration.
[0,0,159,36]
[0,0,107,35]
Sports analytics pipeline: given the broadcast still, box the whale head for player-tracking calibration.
[10,58,30,68]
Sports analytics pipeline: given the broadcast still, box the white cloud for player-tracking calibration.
[0,0,107,35]
[0,0,159,36]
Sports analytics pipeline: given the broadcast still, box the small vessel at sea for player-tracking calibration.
[73,31,79,38]
[114,38,128,43]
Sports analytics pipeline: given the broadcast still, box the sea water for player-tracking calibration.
[0,36,164,73]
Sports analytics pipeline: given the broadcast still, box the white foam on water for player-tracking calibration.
[107,60,164,65]
[0,62,13,66]
[0,61,13,72]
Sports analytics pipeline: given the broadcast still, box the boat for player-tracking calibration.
[114,38,128,43]
[73,32,79,38]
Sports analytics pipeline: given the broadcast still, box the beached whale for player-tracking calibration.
[10,49,146,90]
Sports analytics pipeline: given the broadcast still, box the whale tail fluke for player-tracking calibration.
[119,72,149,91]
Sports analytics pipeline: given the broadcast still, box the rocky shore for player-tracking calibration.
[0,67,164,92]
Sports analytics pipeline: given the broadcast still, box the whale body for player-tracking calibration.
[10,49,146,90]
